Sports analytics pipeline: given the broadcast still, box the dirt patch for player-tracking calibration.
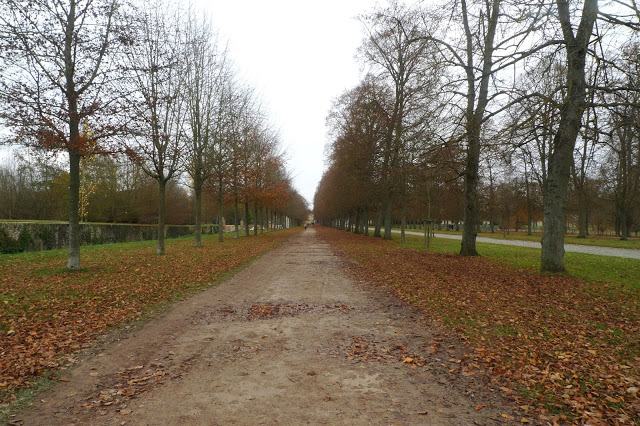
[9,228,528,425]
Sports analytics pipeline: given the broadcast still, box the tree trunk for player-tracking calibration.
[384,197,393,240]
[620,204,628,241]
[541,164,570,271]
[400,202,407,243]
[254,204,258,235]
[541,0,596,272]
[234,193,239,239]
[374,201,383,237]
[541,97,583,271]
[244,199,250,237]
[157,179,166,255]
[264,208,269,232]
[489,167,496,233]
[194,182,202,247]
[217,177,224,242]
[459,0,499,256]
[67,149,81,270]
[363,208,369,236]
[525,171,533,236]
[64,1,82,270]
[460,137,480,256]
[577,190,587,238]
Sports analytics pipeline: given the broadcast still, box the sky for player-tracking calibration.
[0,0,378,209]
[197,0,378,208]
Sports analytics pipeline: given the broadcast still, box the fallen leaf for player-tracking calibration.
[0,230,297,406]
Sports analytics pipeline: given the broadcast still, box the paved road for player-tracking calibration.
[390,229,640,260]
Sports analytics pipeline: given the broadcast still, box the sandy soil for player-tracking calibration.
[12,228,525,425]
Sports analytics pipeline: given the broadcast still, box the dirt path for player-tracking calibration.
[13,228,523,425]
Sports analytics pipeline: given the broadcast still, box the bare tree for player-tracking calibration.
[122,1,186,254]
[419,0,544,255]
[570,107,601,239]
[209,72,235,242]
[183,12,227,247]
[0,0,121,269]
[358,1,433,240]
[223,85,258,239]
[325,77,389,236]
[605,58,640,239]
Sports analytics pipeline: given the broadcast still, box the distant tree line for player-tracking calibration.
[0,142,308,234]
[0,0,308,268]
[0,150,194,224]
[314,0,639,272]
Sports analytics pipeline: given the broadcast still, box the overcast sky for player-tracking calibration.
[0,1,379,209]
[198,0,378,208]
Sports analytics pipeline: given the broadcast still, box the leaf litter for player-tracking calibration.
[318,227,640,424]
[0,230,298,405]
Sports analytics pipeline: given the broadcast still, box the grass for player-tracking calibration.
[391,226,640,250]
[0,374,59,423]
[398,233,640,291]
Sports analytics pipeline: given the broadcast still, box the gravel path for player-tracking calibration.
[13,228,523,425]
[392,230,640,260]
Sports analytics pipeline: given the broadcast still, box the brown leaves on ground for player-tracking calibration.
[0,230,299,403]
[84,363,168,414]
[344,337,427,366]
[318,227,640,424]
[247,303,353,320]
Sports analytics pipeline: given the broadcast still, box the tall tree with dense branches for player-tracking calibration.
[0,0,121,269]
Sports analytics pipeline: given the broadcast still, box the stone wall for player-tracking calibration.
[0,222,218,254]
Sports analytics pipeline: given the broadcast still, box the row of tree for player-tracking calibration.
[0,0,309,269]
[0,148,308,230]
[314,0,639,272]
